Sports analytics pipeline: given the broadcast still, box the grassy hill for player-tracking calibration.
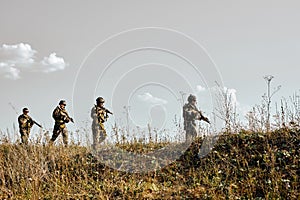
[0,129,299,199]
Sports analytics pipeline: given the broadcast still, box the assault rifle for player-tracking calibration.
[61,110,74,123]
[196,108,210,124]
[104,108,113,120]
[65,115,74,123]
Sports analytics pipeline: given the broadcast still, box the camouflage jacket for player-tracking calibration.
[18,114,33,130]
[183,103,204,122]
[91,105,107,125]
[52,106,71,125]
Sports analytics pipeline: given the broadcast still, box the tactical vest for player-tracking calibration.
[183,103,197,121]
[93,105,106,124]
[18,114,33,130]
[53,107,69,129]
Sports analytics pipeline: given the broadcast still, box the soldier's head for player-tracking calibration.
[187,94,197,105]
[96,97,105,107]
[59,100,67,109]
[22,107,29,115]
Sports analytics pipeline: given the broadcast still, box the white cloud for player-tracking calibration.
[224,87,238,107]
[0,43,67,79]
[40,53,67,72]
[0,43,36,64]
[0,62,20,80]
[211,86,239,112]
[210,86,253,123]
[138,92,168,105]
[196,85,206,92]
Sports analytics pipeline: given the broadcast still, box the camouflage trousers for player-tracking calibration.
[92,123,107,148]
[20,128,30,145]
[50,124,68,146]
[184,121,197,142]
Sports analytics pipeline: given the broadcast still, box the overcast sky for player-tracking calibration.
[1,0,300,142]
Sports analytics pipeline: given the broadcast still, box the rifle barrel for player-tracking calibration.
[105,108,113,115]
[33,120,43,128]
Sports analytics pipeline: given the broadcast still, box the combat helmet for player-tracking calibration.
[59,100,67,105]
[96,97,105,103]
[187,94,197,103]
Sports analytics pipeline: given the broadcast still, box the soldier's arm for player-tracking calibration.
[182,105,187,118]
[27,116,34,127]
[183,106,196,119]
[61,110,73,123]
[18,116,27,128]
[91,107,97,119]
[190,109,199,119]
[66,111,74,123]
[52,108,62,120]
[17,115,22,125]
[183,105,192,116]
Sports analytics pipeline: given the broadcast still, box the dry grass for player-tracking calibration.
[0,128,299,199]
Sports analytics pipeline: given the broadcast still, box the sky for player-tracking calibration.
[1,0,300,142]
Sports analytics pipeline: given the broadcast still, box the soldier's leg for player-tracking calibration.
[62,128,68,147]
[99,130,107,143]
[185,123,198,143]
[186,129,191,143]
[20,129,29,145]
[185,122,193,142]
[99,123,107,143]
[190,124,201,163]
[92,126,100,148]
[191,124,197,140]
[50,126,61,144]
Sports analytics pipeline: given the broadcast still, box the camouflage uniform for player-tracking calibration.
[183,94,209,142]
[91,105,107,147]
[50,104,72,146]
[18,113,34,144]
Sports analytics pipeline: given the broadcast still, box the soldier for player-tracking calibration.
[183,94,210,142]
[18,108,34,144]
[91,97,113,148]
[50,100,73,146]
